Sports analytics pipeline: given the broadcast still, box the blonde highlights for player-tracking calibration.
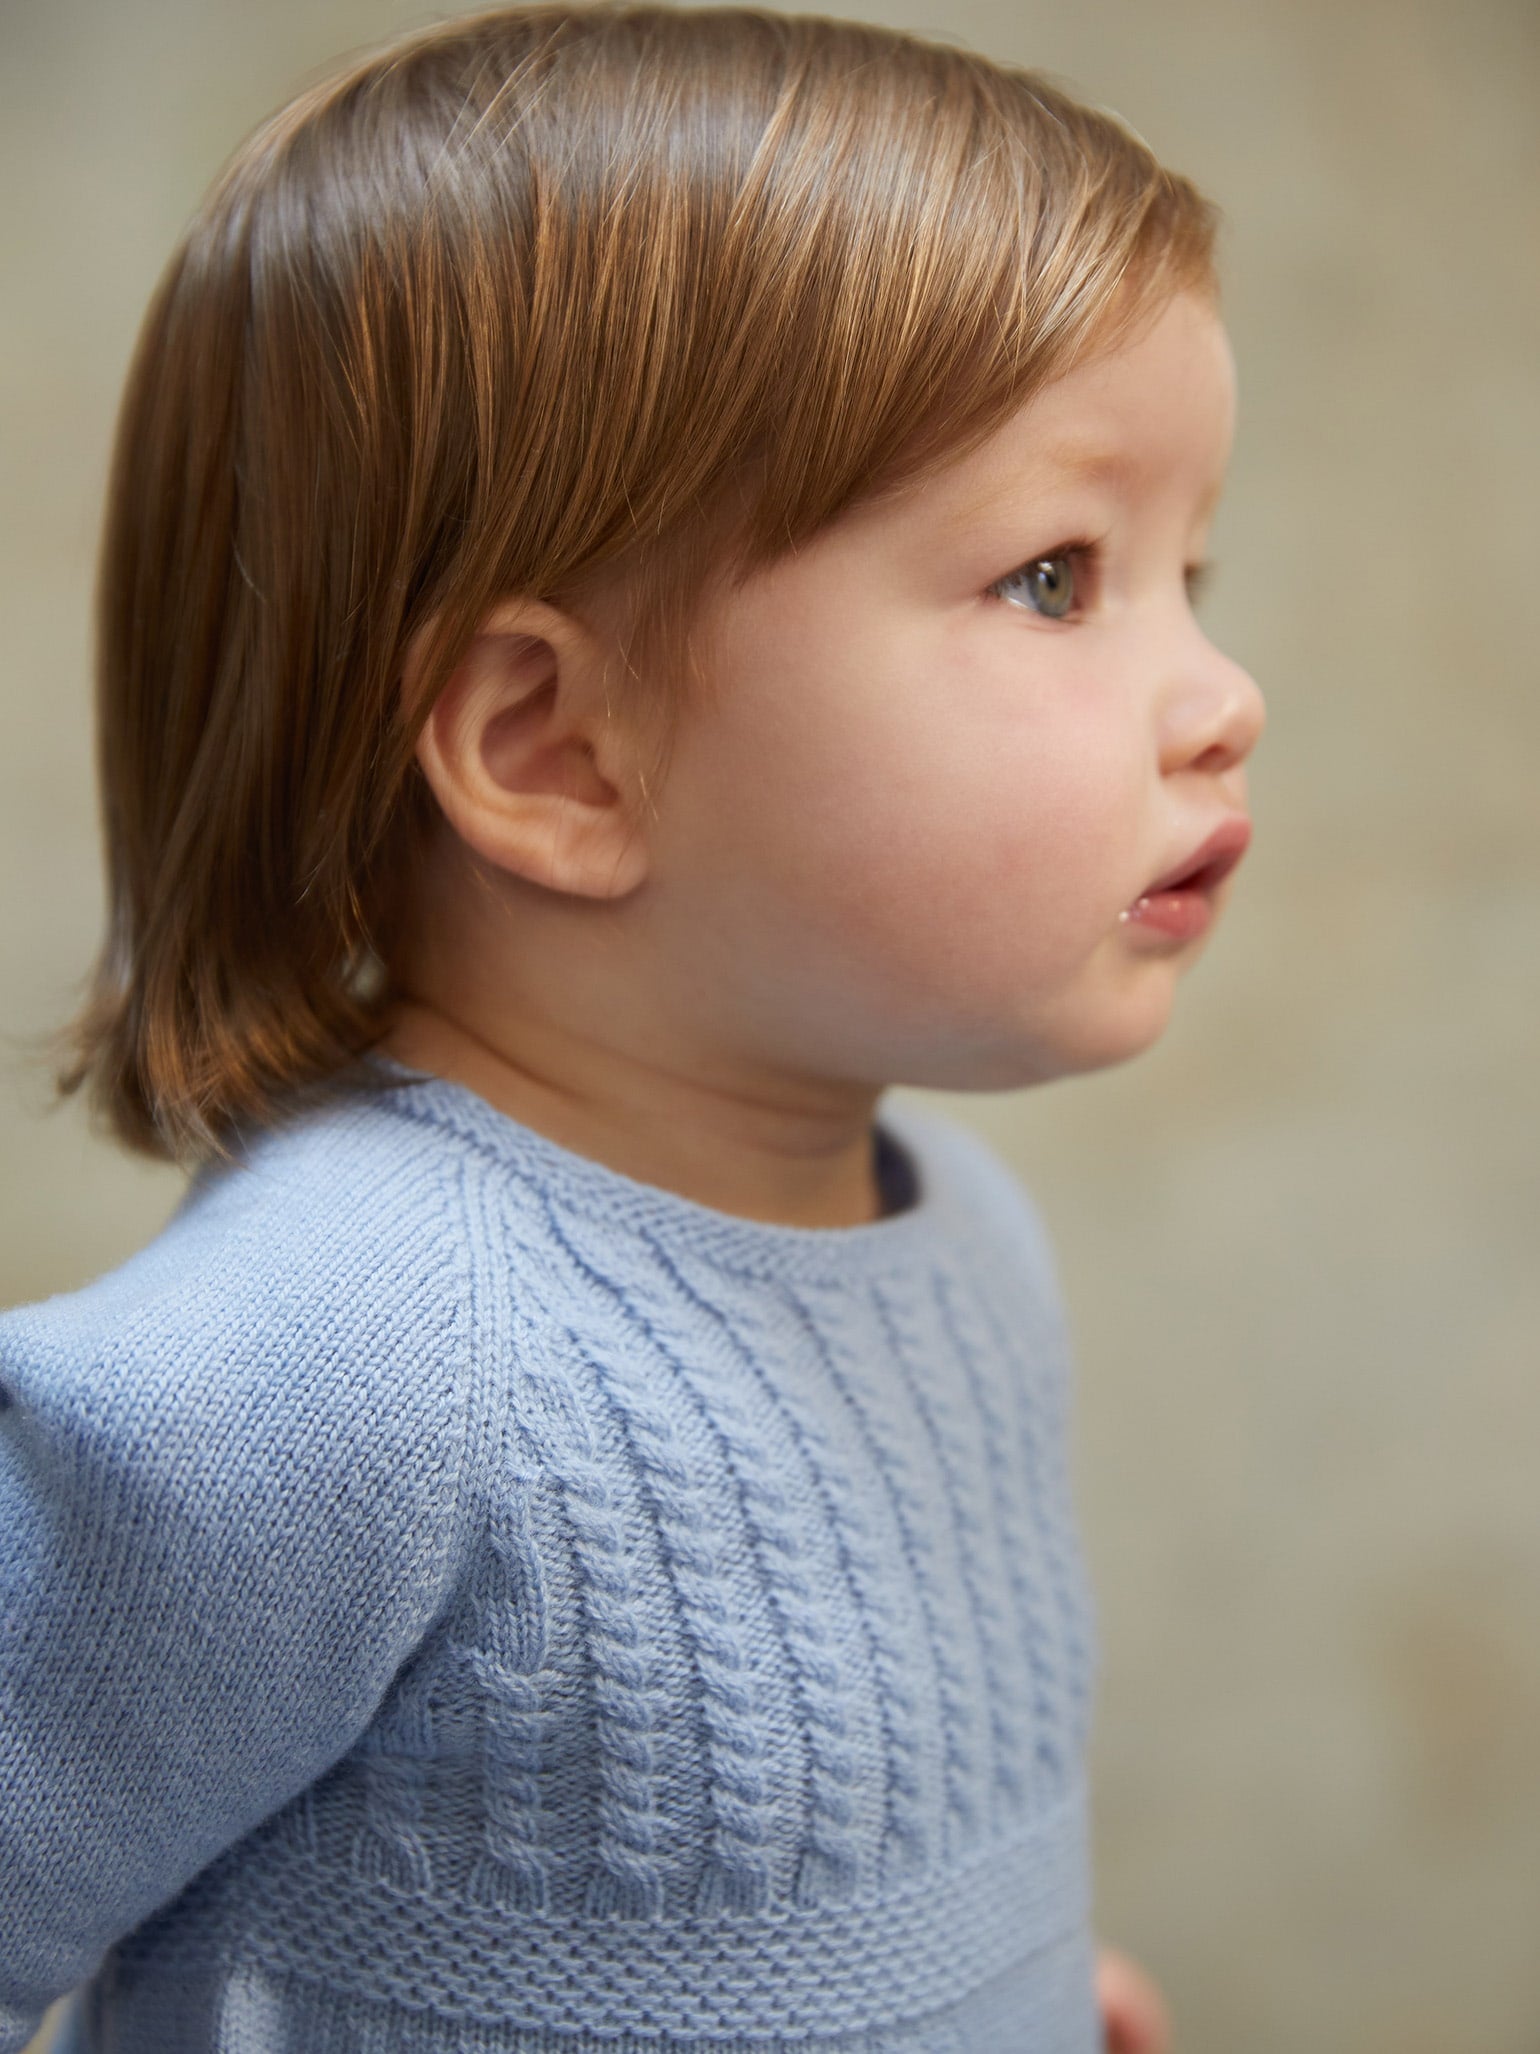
[39,1,1220,1168]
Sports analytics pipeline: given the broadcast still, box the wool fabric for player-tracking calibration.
[0,1057,1100,2053]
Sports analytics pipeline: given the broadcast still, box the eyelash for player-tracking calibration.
[985,537,1215,618]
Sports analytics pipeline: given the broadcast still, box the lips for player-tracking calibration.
[1142,816,1252,898]
[1122,816,1253,943]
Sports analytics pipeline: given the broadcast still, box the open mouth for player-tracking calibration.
[1123,820,1252,937]
[1156,846,1244,896]
[1142,820,1252,899]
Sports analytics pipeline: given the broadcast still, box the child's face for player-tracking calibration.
[642,287,1267,1092]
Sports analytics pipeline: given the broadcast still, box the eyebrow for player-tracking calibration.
[939,446,1133,535]
[1049,444,1230,521]
[1047,445,1135,484]
[940,442,1225,535]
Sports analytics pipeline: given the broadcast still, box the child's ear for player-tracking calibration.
[403,597,650,900]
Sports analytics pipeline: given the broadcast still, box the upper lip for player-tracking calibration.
[1144,816,1253,896]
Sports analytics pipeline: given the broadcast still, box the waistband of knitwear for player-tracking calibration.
[231,1784,1089,2039]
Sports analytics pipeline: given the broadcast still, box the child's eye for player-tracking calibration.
[986,543,1094,621]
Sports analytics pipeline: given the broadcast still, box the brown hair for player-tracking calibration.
[32,0,1220,1170]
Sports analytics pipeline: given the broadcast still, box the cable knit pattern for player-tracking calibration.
[930,1266,1065,1802]
[0,1058,1100,2054]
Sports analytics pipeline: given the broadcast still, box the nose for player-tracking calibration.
[1158,639,1266,780]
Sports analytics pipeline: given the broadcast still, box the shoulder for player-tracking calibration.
[0,1080,481,1607]
[0,1088,495,1983]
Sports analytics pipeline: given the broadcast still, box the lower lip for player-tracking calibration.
[1120,886,1215,940]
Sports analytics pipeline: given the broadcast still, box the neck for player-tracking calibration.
[375,995,890,1229]
[376,815,897,1228]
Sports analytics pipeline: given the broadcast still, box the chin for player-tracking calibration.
[896,1002,1177,1094]
[1059,992,1179,1078]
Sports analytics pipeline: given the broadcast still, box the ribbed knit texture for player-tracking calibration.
[0,1058,1099,2053]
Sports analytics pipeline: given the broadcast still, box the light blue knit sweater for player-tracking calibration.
[0,1057,1099,2053]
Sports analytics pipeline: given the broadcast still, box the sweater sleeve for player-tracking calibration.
[0,1148,475,2053]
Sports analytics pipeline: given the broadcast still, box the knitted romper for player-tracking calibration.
[0,1059,1099,2053]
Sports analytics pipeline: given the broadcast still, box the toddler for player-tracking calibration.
[1,6,1264,2051]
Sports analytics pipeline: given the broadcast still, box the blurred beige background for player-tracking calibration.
[3,2,1536,2051]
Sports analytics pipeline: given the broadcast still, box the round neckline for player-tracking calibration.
[356,1053,963,1285]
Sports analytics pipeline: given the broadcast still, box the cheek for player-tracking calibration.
[785,693,1137,986]
[926,682,1135,892]
[676,583,1143,1002]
